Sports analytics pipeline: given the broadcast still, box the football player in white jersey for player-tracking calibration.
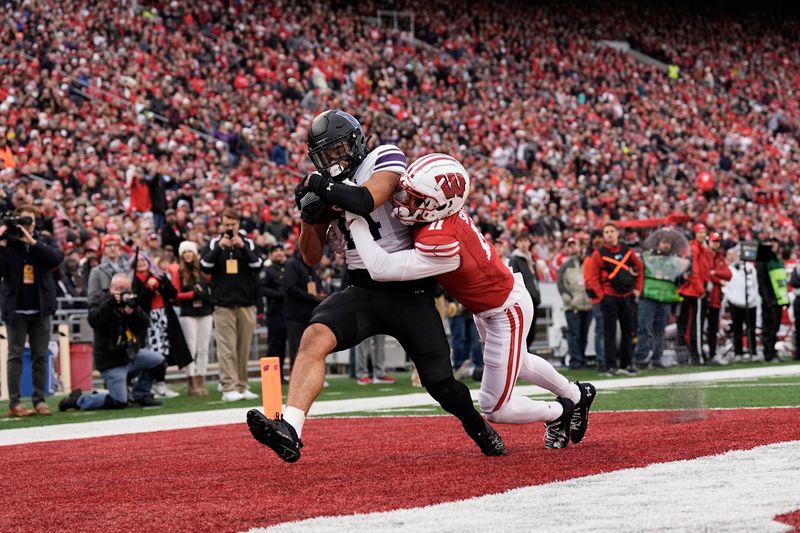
[346,153,596,449]
[247,110,505,462]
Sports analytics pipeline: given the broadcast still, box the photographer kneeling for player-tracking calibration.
[59,273,164,411]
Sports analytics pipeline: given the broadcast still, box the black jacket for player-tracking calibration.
[757,252,784,308]
[175,270,213,318]
[509,252,541,306]
[200,230,263,308]
[260,261,286,318]
[282,255,321,323]
[0,233,64,323]
[133,271,178,313]
[160,223,185,251]
[88,291,150,372]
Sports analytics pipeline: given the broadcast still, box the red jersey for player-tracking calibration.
[411,210,515,313]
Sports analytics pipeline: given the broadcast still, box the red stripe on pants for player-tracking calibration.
[492,304,524,412]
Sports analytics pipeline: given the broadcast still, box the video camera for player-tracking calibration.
[740,241,758,262]
[0,213,34,240]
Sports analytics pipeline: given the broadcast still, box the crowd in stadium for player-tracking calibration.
[0,0,799,408]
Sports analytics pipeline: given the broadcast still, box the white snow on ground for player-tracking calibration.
[254,440,800,533]
[1,365,799,447]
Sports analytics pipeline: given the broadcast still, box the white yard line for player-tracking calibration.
[253,440,800,533]
[1,365,799,447]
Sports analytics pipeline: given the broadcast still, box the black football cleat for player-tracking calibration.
[571,382,596,444]
[544,397,575,449]
[467,420,507,456]
[247,410,303,463]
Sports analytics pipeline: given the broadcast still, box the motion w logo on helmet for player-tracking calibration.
[437,172,467,199]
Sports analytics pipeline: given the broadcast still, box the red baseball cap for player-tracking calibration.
[693,223,707,233]
[710,232,722,241]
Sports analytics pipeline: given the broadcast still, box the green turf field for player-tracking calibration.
[2,361,799,430]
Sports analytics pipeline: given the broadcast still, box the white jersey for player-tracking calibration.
[328,144,412,269]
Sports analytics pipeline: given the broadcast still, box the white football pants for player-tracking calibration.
[476,276,580,423]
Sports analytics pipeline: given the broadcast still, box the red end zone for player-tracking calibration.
[1,408,798,532]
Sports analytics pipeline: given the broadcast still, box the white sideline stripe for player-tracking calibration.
[1,365,799,447]
[253,441,800,533]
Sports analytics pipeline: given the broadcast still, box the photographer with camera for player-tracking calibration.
[58,273,164,411]
[200,207,263,401]
[0,204,64,417]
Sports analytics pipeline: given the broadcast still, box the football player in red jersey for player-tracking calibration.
[348,154,596,449]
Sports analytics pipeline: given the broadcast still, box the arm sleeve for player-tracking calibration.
[317,146,406,217]
[349,217,459,282]
[318,182,375,217]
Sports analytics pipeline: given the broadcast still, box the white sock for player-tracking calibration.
[518,352,581,404]
[282,406,306,438]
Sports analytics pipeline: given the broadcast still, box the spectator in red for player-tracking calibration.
[706,232,732,365]
[677,224,712,365]
[585,222,644,375]
[128,167,152,214]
